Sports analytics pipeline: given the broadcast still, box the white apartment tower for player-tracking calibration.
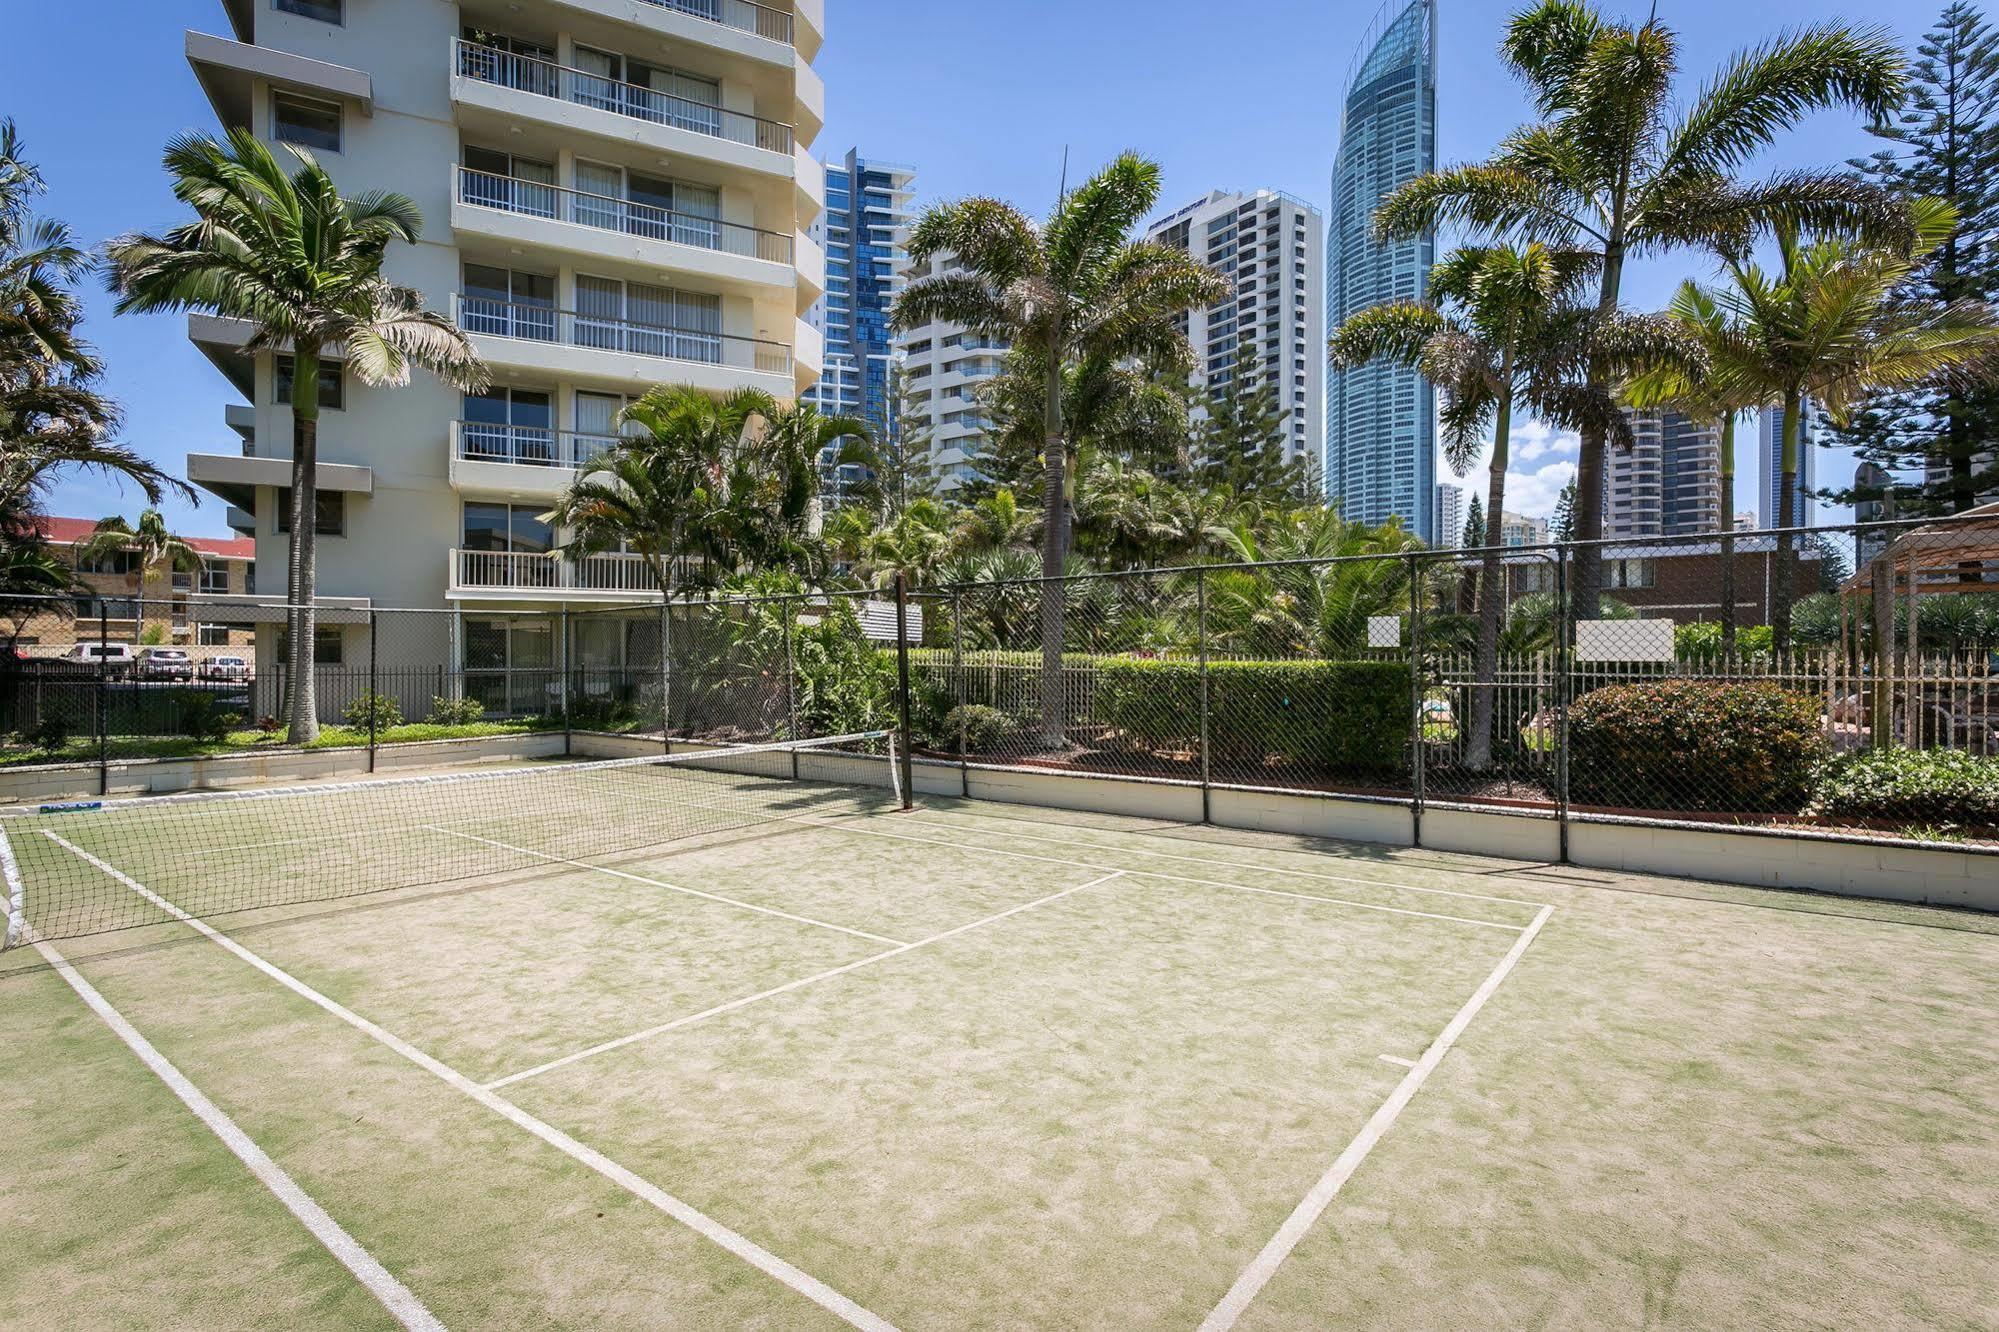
[1431,483,1464,548]
[1146,190,1326,472]
[180,0,825,681]
[1605,409,1723,538]
[894,250,1008,493]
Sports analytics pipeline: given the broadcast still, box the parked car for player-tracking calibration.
[62,642,136,674]
[134,647,195,681]
[201,655,251,682]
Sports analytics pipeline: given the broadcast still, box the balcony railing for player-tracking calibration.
[454,295,793,377]
[451,420,620,470]
[453,40,793,155]
[452,549,659,595]
[639,0,794,45]
[456,167,791,264]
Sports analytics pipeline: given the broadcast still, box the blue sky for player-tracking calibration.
[9,0,1957,536]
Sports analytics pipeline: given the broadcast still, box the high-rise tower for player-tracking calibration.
[1327,0,1437,538]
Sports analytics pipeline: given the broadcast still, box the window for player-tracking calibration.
[273,488,346,536]
[273,92,341,153]
[1606,558,1656,589]
[274,356,344,410]
[275,0,342,22]
[461,264,556,340]
[276,625,344,665]
[200,562,231,594]
[198,624,231,646]
[79,549,140,576]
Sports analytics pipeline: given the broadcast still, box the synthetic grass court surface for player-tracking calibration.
[2,777,1996,1330]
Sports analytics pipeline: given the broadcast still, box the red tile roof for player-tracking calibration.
[36,516,255,560]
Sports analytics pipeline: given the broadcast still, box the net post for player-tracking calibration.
[98,603,110,796]
[1407,554,1425,850]
[658,597,670,755]
[1554,545,1573,863]
[951,589,967,799]
[781,596,801,780]
[367,608,379,773]
[1196,565,1211,825]
[0,822,26,951]
[894,573,915,812]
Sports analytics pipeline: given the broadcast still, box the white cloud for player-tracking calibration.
[1500,459,1577,519]
[1441,418,1583,519]
[1509,420,1578,466]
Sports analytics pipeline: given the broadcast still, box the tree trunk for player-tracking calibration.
[1467,386,1513,773]
[284,346,322,744]
[1718,413,1737,655]
[1570,244,1626,624]
[1035,352,1068,749]
[1770,389,1802,661]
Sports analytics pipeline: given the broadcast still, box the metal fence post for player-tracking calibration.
[96,604,110,796]
[1554,546,1573,863]
[659,598,671,754]
[952,590,968,799]
[366,609,379,773]
[1196,565,1212,825]
[893,573,915,811]
[781,595,800,780]
[560,606,572,757]
[1407,556,1425,849]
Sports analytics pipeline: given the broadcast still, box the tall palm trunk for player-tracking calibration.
[284,346,322,743]
[1036,353,1068,749]
[1570,241,1626,625]
[1467,361,1514,772]
[1770,389,1802,660]
[1717,413,1737,655]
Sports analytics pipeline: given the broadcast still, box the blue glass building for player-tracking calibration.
[803,149,915,497]
[1327,0,1438,539]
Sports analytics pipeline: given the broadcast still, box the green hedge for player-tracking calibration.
[1808,748,1999,828]
[1569,680,1827,813]
[1096,658,1409,773]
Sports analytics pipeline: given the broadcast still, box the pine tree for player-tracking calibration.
[1830,2,1999,515]
[1192,372,1313,501]
[1462,492,1486,549]
[1550,478,1578,543]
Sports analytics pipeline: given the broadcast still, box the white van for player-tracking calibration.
[63,642,136,673]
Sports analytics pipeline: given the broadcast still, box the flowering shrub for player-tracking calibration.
[1808,748,1999,829]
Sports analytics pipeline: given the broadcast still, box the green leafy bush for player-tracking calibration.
[944,703,1016,755]
[1568,680,1827,813]
[425,694,484,726]
[1674,621,1775,660]
[341,691,404,731]
[1807,748,1999,828]
[1097,658,1409,773]
[29,716,72,750]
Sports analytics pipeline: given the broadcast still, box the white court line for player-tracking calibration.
[1377,1054,1417,1069]
[1198,903,1555,1332]
[785,817,1526,933]
[26,926,444,1332]
[41,832,899,1332]
[430,827,909,948]
[488,870,1128,1090]
[904,809,1546,909]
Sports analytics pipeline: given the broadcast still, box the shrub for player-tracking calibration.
[342,691,404,731]
[169,689,238,743]
[944,703,1016,755]
[1674,621,1775,661]
[1807,748,1999,829]
[1568,680,1827,813]
[425,694,484,726]
[30,716,72,751]
[1097,657,1409,774]
[257,714,282,735]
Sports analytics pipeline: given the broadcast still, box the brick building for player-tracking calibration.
[11,517,257,656]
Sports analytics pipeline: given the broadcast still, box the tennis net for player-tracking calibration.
[0,731,901,948]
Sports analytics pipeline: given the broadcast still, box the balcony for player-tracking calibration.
[450,549,659,601]
[449,421,616,500]
[454,295,792,395]
[451,40,793,167]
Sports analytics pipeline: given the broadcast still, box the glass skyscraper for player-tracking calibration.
[803,148,915,496]
[1327,0,1438,539]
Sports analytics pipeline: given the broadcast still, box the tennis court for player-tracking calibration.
[3,739,1995,1330]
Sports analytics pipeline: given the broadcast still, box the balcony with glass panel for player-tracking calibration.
[450,38,796,176]
[452,165,798,294]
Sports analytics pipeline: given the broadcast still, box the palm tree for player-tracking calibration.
[75,509,203,638]
[952,488,1037,556]
[1681,199,1999,655]
[1375,2,1906,618]
[107,130,487,742]
[893,153,1228,746]
[1332,242,1683,767]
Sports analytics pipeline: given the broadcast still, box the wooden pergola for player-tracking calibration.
[1838,502,1999,750]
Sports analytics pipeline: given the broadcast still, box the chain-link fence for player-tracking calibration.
[3,513,1994,848]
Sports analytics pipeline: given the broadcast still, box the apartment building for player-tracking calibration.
[1431,483,1464,548]
[1758,398,1819,528]
[1604,408,1723,538]
[178,0,825,680]
[1500,511,1548,548]
[13,518,256,656]
[802,148,914,500]
[1327,0,1438,538]
[894,249,1007,494]
[1145,189,1326,470]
